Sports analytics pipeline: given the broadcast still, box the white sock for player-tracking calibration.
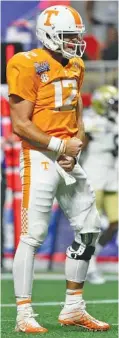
[65,289,83,307]
[17,299,32,313]
[13,240,36,298]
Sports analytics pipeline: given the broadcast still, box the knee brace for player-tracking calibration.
[66,233,99,261]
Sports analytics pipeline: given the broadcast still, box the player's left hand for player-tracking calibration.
[57,155,75,172]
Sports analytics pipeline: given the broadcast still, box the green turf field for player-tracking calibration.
[1,275,118,338]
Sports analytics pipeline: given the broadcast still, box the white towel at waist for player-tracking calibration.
[55,161,76,185]
[55,151,81,185]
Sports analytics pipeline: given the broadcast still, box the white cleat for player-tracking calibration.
[15,306,48,333]
[58,300,110,331]
[87,271,106,284]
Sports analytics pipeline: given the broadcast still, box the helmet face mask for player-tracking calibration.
[36,5,86,59]
[107,97,118,122]
[51,31,86,58]
[108,97,118,113]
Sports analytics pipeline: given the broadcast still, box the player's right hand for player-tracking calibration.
[65,137,83,157]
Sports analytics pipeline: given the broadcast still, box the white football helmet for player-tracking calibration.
[36,5,86,59]
[92,86,118,117]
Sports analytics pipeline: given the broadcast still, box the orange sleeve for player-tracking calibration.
[78,58,85,90]
[6,55,38,102]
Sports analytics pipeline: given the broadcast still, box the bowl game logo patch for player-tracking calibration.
[34,61,50,74]
[40,73,49,83]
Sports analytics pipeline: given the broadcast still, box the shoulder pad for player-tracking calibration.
[71,57,85,69]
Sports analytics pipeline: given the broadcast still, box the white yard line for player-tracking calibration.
[1,273,118,281]
[1,299,118,307]
[1,320,118,326]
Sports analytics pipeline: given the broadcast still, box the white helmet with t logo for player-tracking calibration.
[36,5,86,59]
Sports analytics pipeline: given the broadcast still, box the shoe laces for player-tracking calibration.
[78,300,98,322]
[18,306,41,328]
[78,299,86,311]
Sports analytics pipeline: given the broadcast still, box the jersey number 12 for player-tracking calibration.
[52,79,77,108]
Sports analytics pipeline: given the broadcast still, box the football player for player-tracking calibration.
[7,5,110,333]
[82,85,118,283]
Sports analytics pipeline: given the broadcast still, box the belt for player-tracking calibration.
[54,105,76,112]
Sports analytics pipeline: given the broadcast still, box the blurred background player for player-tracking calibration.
[101,25,118,61]
[1,132,6,272]
[7,4,110,334]
[81,85,118,284]
[1,92,20,272]
[85,0,118,44]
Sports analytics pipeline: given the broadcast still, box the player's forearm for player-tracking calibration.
[13,118,67,154]
[76,96,85,142]
[76,119,85,143]
[13,119,51,148]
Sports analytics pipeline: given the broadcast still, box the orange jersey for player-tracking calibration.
[7,48,85,150]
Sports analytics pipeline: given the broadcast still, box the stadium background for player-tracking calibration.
[1,0,118,272]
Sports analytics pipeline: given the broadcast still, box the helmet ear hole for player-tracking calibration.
[46,33,51,39]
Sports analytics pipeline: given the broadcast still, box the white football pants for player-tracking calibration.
[20,149,101,247]
[13,148,101,297]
